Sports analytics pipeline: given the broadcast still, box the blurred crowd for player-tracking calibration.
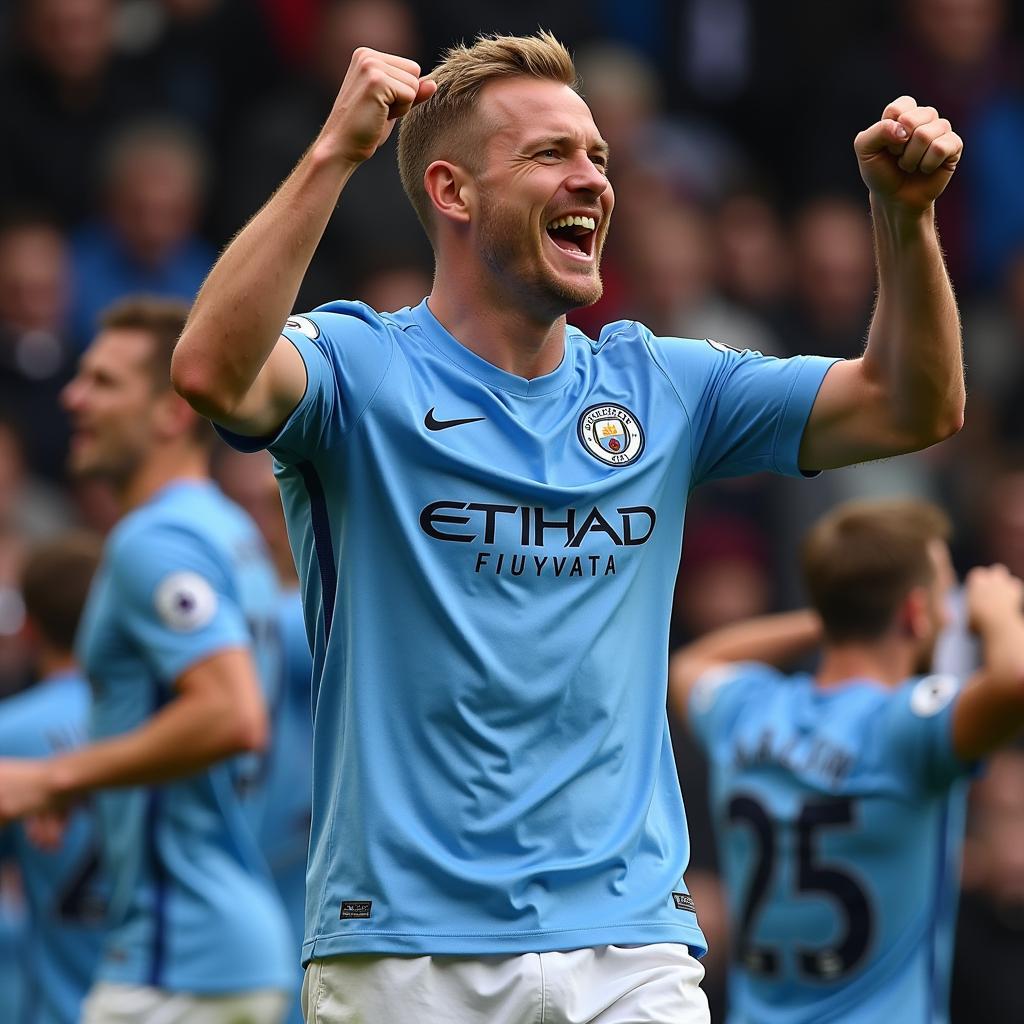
[2,0,1024,1019]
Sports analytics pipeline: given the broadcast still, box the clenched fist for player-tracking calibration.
[854,96,963,213]
[322,47,437,166]
[966,563,1024,634]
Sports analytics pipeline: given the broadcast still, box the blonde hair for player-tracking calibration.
[398,31,579,237]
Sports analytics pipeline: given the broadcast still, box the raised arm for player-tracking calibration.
[171,48,436,437]
[669,610,822,726]
[951,565,1024,762]
[798,96,965,472]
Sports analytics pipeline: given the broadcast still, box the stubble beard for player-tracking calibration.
[477,191,604,316]
[68,436,145,490]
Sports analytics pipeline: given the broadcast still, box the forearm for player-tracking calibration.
[47,690,264,800]
[977,613,1024,694]
[173,143,358,416]
[862,198,964,443]
[680,610,822,667]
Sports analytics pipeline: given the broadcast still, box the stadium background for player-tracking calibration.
[1,0,1023,1019]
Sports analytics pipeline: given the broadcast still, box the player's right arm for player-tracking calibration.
[669,610,822,726]
[950,565,1024,761]
[171,48,436,438]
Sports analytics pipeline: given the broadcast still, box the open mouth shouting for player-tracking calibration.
[545,213,598,261]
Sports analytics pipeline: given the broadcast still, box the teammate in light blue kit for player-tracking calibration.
[0,299,293,1024]
[215,448,315,1024]
[0,533,106,1024]
[173,32,966,1024]
[672,500,1024,1023]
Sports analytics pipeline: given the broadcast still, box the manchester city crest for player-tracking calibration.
[577,403,645,466]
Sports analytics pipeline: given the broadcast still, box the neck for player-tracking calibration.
[37,649,77,681]
[428,264,568,380]
[816,635,920,689]
[118,445,209,512]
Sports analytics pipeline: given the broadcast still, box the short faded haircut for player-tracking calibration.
[99,296,212,444]
[21,531,103,652]
[99,296,190,392]
[398,30,578,238]
[802,499,952,644]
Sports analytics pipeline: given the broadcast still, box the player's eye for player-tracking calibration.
[535,149,560,160]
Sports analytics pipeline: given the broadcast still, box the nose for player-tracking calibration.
[61,375,84,412]
[565,152,610,199]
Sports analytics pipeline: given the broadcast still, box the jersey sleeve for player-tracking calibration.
[214,300,395,465]
[107,523,251,688]
[644,332,839,483]
[876,675,974,793]
[687,662,775,754]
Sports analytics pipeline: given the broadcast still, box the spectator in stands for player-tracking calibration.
[798,0,1021,283]
[220,0,430,305]
[69,119,213,346]
[0,0,162,225]
[713,192,792,331]
[951,747,1024,1022]
[0,214,75,480]
[778,196,875,360]
[618,197,780,355]
[117,0,281,158]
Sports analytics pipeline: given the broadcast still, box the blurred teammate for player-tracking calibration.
[215,448,314,1024]
[0,299,294,1023]
[671,499,1024,1023]
[171,31,964,1024]
[0,532,106,1024]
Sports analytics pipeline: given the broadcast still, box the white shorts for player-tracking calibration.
[301,943,710,1024]
[81,982,291,1024]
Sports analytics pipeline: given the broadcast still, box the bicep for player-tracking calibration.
[798,358,909,471]
[951,671,1024,762]
[669,653,725,726]
[213,336,308,439]
[173,648,268,750]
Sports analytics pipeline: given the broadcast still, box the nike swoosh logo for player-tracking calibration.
[424,408,485,431]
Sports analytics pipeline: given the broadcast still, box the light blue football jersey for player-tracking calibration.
[75,479,295,993]
[0,884,26,1024]
[0,672,103,1024]
[218,298,836,962]
[259,588,313,1024]
[689,664,971,1023]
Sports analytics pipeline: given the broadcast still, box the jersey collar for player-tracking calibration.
[409,299,576,398]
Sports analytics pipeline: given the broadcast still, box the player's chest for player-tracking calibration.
[352,357,694,496]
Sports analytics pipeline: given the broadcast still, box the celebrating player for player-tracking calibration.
[0,299,294,1023]
[171,31,964,1024]
[671,499,1024,1022]
[0,532,106,1024]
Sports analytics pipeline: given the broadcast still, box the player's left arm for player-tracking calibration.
[798,97,965,472]
[949,565,1024,762]
[0,649,267,822]
[669,610,822,726]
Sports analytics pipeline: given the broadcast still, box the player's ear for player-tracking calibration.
[424,160,474,228]
[153,389,198,441]
[901,586,931,640]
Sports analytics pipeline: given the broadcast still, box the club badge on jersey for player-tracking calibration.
[577,403,645,466]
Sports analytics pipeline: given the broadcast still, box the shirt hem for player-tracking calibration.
[96,964,296,995]
[301,921,707,964]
